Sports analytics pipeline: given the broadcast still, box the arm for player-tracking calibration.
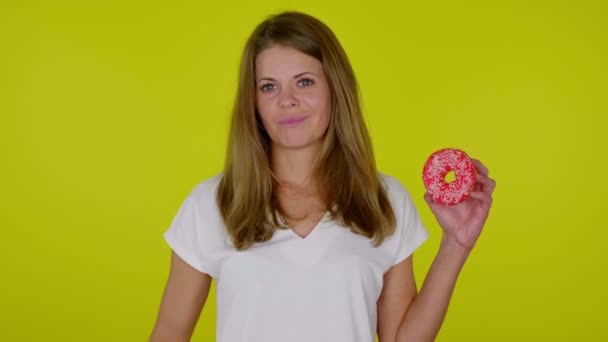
[377,255,418,342]
[149,251,212,342]
[383,158,495,342]
[376,241,467,342]
[394,237,469,342]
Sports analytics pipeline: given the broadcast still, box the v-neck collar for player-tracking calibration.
[286,211,331,241]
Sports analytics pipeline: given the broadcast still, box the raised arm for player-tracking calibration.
[149,251,212,342]
[377,245,468,342]
[394,158,496,341]
[394,239,469,341]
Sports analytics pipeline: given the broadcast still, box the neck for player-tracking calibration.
[271,142,322,189]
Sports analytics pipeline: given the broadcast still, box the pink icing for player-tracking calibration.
[422,148,477,205]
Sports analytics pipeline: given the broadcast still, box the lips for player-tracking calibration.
[279,115,308,125]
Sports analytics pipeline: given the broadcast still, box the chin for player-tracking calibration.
[276,137,323,151]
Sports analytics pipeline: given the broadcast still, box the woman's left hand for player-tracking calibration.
[423,158,496,252]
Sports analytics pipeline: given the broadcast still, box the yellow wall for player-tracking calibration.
[1,0,606,340]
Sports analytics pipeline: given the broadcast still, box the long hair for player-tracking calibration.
[217,11,396,250]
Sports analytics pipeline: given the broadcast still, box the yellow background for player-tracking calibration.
[1,0,606,341]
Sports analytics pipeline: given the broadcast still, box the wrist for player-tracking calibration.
[440,235,472,260]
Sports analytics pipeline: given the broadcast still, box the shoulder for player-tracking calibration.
[378,171,423,231]
[173,172,225,228]
[378,172,413,203]
[163,172,228,277]
[377,172,429,265]
[185,172,223,207]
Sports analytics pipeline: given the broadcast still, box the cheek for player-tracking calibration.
[318,85,332,115]
[317,93,332,122]
[305,90,331,115]
[324,96,332,117]
[255,97,263,114]
[313,97,332,135]
[255,98,272,122]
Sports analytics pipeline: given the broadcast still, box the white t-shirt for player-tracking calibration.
[163,172,429,342]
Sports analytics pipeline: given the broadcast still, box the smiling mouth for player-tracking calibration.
[279,116,308,126]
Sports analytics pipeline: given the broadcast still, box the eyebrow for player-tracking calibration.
[256,71,319,83]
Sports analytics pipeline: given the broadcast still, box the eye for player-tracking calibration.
[260,83,276,92]
[298,78,315,87]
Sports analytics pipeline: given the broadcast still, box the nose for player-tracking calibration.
[278,87,298,108]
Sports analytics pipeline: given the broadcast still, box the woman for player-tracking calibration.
[150,11,495,342]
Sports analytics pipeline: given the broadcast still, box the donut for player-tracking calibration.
[422,148,477,205]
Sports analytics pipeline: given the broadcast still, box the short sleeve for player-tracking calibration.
[383,174,430,266]
[163,177,225,278]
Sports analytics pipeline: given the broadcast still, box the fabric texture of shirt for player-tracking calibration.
[163,172,429,342]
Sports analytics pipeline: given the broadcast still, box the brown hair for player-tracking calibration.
[216,11,396,250]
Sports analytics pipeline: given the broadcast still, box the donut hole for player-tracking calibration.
[444,170,456,183]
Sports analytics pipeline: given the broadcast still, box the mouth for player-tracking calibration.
[279,115,308,126]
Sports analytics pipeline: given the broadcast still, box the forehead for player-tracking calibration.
[255,45,323,77]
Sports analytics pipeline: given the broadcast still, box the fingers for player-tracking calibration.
[470,158,489,177]
[423,192,443,211]
[469,189,493,206]
[423,192,435,206]
[470,157,496,195]
[475,172,496,194]
[470,161,495,206]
